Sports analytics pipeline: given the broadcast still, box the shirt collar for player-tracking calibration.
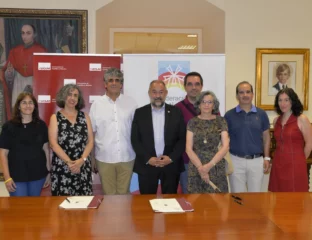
[184,96,194,106]
[236,104,257,113]
[104,93,122,102]
[151,103,166,112]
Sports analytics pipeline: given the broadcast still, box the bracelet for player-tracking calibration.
[4,178,12,184]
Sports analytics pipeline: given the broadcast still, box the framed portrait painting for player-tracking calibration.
[255,48,309,110]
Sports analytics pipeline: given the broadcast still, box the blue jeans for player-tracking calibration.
[10,177,46,197]
[179,164,189,194]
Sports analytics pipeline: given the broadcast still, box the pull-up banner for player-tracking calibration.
[33,53,121,124]
[123,54,226,114]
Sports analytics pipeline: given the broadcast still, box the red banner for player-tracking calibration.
[33,54,121,124]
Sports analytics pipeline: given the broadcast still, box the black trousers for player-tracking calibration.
[138,170,180,194]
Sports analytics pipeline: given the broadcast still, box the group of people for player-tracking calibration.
[0,68,311,197]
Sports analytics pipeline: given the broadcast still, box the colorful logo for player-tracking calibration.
[158,61,190,90]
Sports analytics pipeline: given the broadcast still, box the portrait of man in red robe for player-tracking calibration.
[0,24,46,120]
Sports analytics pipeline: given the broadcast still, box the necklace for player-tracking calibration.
[22,121,31,128]
[198,115,216,144]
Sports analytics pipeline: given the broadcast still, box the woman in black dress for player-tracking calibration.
[0,92,50,196]
[49,84,94,196]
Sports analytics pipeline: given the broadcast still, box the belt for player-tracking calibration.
[231,153,263,159]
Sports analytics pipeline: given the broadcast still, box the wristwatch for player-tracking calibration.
[264,157,271,161]
[83,157,87,162]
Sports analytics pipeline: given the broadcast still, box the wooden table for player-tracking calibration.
[0,193,311,239]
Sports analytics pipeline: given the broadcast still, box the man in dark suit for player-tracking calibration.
[131,80,186,194]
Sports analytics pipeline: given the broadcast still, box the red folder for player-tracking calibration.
[176,198,194,212]
[88,195,104,209]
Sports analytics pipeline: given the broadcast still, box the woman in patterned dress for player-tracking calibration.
[49,84,94,196]
[186,91,229,193]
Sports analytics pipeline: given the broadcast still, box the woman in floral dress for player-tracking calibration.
[186,91,229,193]
[49,84,94,196]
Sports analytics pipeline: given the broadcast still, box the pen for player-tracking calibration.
[231,195,242,201]
[234,200,243,205]
[66,198,71,203]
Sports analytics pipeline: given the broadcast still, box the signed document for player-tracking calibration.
[149,198,194,213]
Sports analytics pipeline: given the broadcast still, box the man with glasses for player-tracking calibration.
[175,72,203,193]
[89,68,137,195]
[224,81,271,193]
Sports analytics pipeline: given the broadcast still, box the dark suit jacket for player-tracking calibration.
[273,82,281,91]
[131,103,186,176]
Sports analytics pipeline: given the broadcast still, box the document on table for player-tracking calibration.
[149,198,185,213]
[59,196,94,209]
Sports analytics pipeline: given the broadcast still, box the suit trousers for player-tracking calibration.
[138,168,180,194]
[228,154,264,193]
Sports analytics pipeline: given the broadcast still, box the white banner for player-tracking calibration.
[123,54,225,114]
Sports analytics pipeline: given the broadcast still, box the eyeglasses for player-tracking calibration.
[201,100,213,105]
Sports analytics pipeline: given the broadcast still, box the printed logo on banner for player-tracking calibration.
[64,79,77,85]
[158,61,190,105]
[89,95,102,103]
[38,95,51,103]
[89,63,102,71]
[38,62,51,70]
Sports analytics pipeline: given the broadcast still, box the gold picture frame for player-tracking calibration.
[255,48,309,110]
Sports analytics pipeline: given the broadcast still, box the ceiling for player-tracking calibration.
[113,32,198,54]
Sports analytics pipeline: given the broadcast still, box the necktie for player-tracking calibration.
[282,84,285,89]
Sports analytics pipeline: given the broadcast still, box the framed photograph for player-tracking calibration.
[255,48,309,110]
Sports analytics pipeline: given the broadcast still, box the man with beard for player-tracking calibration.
[175,72,203,193]
[131,80,185,194]
[224,81,271,193]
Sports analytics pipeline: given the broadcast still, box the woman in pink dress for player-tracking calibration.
[269,88,312,192]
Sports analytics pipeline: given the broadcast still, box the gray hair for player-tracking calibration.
[194,90,220,114]
[56,84,85,110]
[103,68,124,84]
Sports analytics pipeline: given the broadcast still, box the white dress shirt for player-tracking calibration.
[151,104,165,157]
[89,94,137,163]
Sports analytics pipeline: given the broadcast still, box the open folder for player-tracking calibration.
[149,198,194,213]
[59,196,103,209]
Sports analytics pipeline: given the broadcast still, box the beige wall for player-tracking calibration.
[225,0,312,121]
[95,0,225,54]
[2,0,312,121]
